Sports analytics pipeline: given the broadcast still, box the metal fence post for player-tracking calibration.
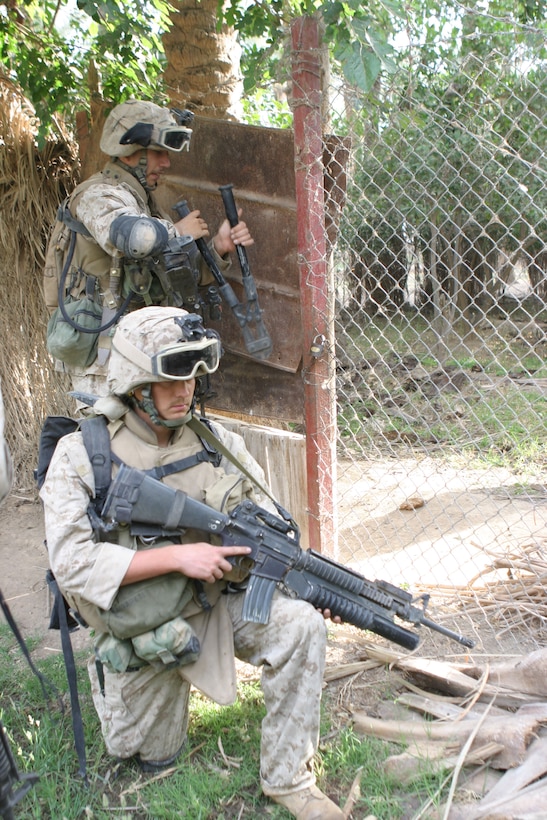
[291,16,338,556]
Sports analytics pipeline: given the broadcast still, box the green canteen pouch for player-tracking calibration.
[46,297,102,367]
[98,573,193,640]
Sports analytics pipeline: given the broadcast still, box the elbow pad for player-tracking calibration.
[109,215,169,259]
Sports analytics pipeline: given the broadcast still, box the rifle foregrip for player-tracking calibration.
[284,569,420,651]
[318,590,419,650]
[218,184,239,227]
[300,550,393,608]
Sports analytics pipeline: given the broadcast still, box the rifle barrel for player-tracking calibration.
[420,616,475,649]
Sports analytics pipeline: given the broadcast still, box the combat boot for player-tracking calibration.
[270,784,345,819]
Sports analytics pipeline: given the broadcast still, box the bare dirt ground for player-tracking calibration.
[0,493,93,657]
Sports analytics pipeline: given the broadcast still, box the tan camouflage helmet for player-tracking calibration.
[100,99,192,158]
[107,306,221,396]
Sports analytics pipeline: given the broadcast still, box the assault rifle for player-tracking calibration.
[101,465,475,652]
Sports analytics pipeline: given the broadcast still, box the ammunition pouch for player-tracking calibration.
[94,615,200,673]
[122,236,201,312]
[94,632,145,673]
[132,616,200,669]
[161,234,201,311]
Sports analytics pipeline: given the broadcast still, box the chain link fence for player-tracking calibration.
[319,10,547,654]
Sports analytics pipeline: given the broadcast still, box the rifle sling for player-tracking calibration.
[187,415,291,520]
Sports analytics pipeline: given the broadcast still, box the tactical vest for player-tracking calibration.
[65,416,252,673]
[43,163,208,375]
[44,164,136,314]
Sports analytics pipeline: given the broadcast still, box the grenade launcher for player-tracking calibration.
[101,464,475,652]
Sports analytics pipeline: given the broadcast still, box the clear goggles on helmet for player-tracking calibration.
[151,336,220,380]
[119,122,192,152]
[153,125,192,152]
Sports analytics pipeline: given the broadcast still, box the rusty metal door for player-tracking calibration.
[78,110,348,424]
[154,116,304,423]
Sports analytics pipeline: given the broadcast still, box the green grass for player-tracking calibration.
[342,313,546,376]
[0,625,457,819]
[337,315,547,474]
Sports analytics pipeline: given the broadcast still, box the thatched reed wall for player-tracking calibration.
[0,79,79,490]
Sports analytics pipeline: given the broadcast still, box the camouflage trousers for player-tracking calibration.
[88,590,327,794]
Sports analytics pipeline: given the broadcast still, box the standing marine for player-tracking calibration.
[43,99,253,401]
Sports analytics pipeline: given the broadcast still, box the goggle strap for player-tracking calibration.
[112,333,152,373]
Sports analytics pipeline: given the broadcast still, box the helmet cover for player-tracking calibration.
[100,99,192,158]
[107,306,221,396]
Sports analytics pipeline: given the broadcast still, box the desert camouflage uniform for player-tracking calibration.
[45,162,230,399]
[40,398,327,794]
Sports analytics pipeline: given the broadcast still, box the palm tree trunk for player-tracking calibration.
[162,0,243,120]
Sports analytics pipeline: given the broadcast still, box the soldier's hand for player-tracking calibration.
[173,542,252,584]
[174,209,209,240]
[318,608,343,624]
[213,209,254,256]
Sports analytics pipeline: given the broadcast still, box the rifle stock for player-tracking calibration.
[101,465,475,652]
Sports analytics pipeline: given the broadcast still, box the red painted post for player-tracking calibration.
[291,16,338,556]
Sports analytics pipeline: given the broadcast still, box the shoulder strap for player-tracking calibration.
[36,416,80,490]
[80,416,112,502]
[44,572,88,783]
[146,448,221,480]
[57,199,92,238]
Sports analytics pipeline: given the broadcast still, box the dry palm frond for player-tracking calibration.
[0,77,79,487]
[420,539,547,637]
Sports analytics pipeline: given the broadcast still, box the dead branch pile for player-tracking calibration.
[0,76,79,488]
[422,538,547,642]
[345,642,547,819]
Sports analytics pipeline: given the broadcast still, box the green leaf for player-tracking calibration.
[335,40,381,91]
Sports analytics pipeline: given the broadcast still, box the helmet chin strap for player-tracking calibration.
[131,384,193,428]
[115,153,156,192]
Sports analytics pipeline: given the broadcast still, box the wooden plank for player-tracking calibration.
[210,414,308,549]
[384,741,504,786]
[396,657,535,708]
[397,692,507,720]
[208,352,304,423]
[352,702,547,770]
